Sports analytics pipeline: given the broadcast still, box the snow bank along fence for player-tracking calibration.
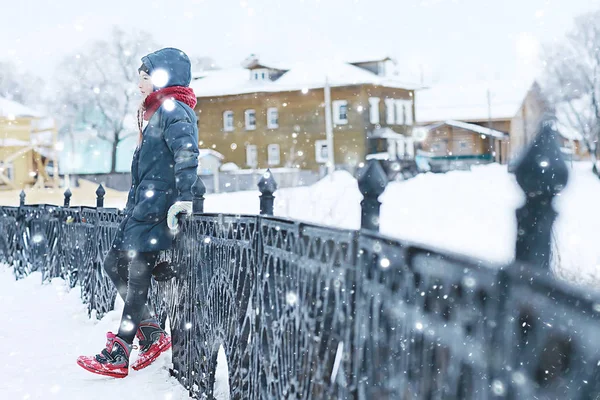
[1,120,600,399]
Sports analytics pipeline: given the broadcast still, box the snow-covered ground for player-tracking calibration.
[212,162,600,288]
[0,266,231,399]
[0,266,187,399]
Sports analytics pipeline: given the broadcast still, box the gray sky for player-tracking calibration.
[2,0,600,86]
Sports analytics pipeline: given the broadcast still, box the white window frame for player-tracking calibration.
[384,98,395,125]
[245,109,256,130]
[368,97,380,124]
[223,110,234,132]
[332,100,348,125]
[403,100,414,125]
[394,100,404,125]
[246,144,258,168]
[405,137,415,158]
[315,140,329,163]
[267,107,279,129]
[251,68,270,81]
[267,144,280,166]
[396,138,406,158]
[393,99,414,125]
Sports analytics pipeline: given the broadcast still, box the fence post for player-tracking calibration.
[192,176,206,214]
[258,169,277,216]
[514,117,569,269]
[357,159,388,231]
[64,188,72,208]
[96,184,105,208]
[19,190,26,206]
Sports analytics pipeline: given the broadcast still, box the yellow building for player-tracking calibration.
[0,97,59,190]
[190,56,419,173]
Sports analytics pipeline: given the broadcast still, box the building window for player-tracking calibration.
[267,107,279,129]
[459,140,470,149]
[404,100,414,125]
[315,140,329,163]
[0,161,14,181]
[368,97,380,124]
[394,100,413,125]
[431,142,444,152]
[332,100,348,125]
[223,111,234,132]
[245,109,256,130]
[267,144,280,166]
[246,144,258,168]
[394,101,403,125]
[384,98,395,124]
[251,68,270,81]
[405,137,415,158]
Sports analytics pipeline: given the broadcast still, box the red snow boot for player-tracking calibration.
[104,331,117,350]
[77,335,132,378]
[131,319,172,371]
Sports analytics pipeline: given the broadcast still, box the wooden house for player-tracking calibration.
[415,120,508,172]
[190,55,420,174]
[415,81,581,164]
[0,97,59,190]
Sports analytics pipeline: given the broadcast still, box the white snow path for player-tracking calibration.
[0,265,229,400]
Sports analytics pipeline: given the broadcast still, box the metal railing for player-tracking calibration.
[1,120,599,399]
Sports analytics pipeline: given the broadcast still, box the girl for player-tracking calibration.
[77,47,199,378]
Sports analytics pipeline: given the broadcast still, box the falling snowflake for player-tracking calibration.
[286,291,298,306]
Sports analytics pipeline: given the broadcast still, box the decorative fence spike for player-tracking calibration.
[357,159,388,231]
[191,176,206,214]
[63,188,72,208]
[514,117,569,269]
[19,190,26,206]
[96,184,106,208]
[258,169,278,216]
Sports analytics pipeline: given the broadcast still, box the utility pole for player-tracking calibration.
[487,88,495,161]
[324,77,335,176]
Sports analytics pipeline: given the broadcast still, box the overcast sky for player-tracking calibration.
[2,0,600,86]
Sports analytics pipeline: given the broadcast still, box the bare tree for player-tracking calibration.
[53,27,157,173]
[0,60,45,107]
[542,10,600,174]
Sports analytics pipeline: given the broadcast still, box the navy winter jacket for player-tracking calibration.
[112,48,199,253]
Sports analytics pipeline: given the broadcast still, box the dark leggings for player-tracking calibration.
[103,248,159,343]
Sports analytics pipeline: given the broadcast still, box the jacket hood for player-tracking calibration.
[141,47,192,88]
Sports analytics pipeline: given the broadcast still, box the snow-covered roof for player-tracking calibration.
[0,96,43,118]
[425,120,509,139]
[0,138,30,147]
[198,149,224,160]
[367,127,406,140]
[416,81,533,123]
[190,59,420,98]
[220,162,240,172]
[347,55,392,64]
[366,152,390,161]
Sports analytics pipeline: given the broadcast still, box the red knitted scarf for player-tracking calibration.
[143,86,197,121]
[137,86,197,144]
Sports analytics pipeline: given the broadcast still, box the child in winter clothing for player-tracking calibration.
[77,47,199,378]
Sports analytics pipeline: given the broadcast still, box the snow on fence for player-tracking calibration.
[0,120,600,398]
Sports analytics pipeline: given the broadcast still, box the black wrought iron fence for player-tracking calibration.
[1,120,599,399]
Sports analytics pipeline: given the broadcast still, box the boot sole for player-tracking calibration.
[77,359,128,379]
[131,340,172,371]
